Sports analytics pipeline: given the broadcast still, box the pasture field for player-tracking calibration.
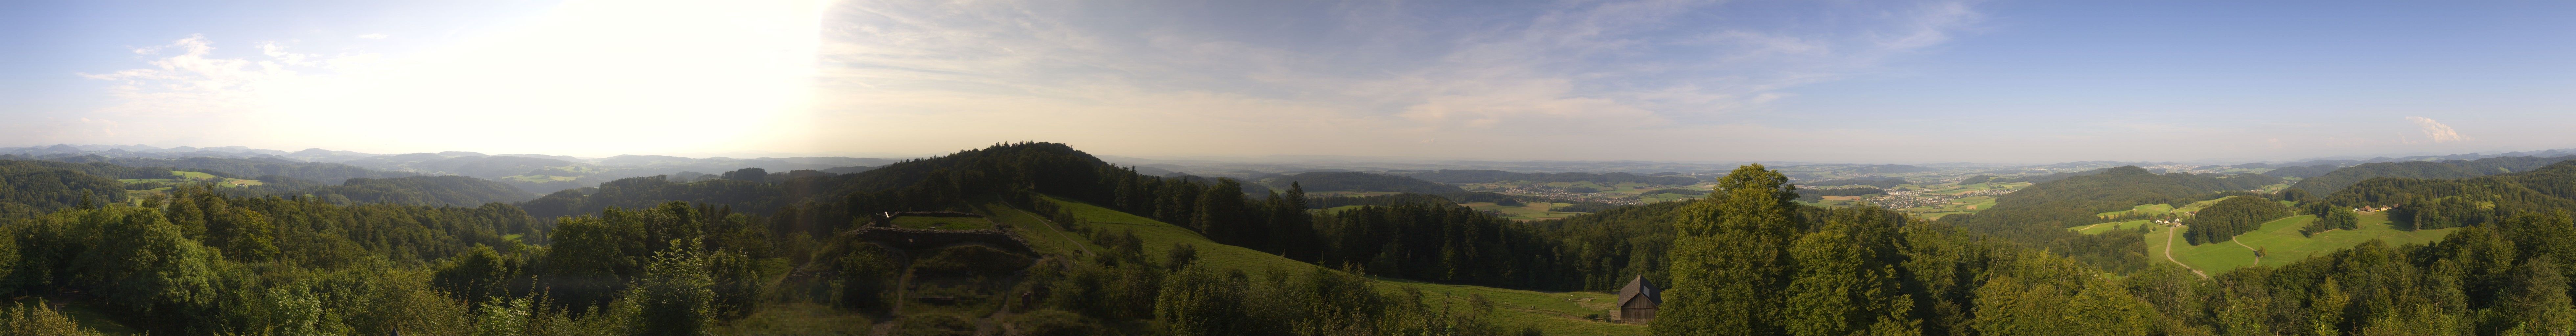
[1461,201,1588,221]
[2098,204,2177,218]
[2148,212,2456,274]
[2070,220,2156,235]
[888,216,995,230]
[1037,196,1648,335]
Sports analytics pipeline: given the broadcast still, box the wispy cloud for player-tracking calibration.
[357,33,388,39]
[2406,116,2472,143]
[824,0,1985,159]
[46,1,832,156]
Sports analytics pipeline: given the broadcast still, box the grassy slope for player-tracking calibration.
[1034,195,1649,335]
[1461,201,1588,221]
[2149,212,2454,274]
[888,216,995,230]
[2071,220,2154,235]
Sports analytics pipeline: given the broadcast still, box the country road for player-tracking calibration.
[2164,226,2209,279]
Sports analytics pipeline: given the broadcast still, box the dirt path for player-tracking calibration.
[2163,226,2209,279]
[2232,239,2261,267]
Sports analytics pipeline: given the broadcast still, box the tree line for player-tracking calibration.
[2181,196,2292,245]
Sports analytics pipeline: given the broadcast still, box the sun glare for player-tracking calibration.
[252,0,827,156]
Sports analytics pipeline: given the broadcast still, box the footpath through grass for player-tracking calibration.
[1034,195,1649,335]
[2150,212,2455,274]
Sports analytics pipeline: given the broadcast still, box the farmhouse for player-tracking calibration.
[1614,275,1662,323]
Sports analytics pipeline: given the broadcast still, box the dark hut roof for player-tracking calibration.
[1617,275,1660,307]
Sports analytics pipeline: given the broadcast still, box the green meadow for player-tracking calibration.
[1461,201,1589,221]
[2146,212,2455,274]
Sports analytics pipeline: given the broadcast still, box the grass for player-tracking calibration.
[975,200,1100,258]
[169,171,217,179]
[890,216,995,230]
[1036,195,1647,335]
[2147,212,2457,274]
[2070,220,2155,235]
[2097,204,2177,218]
[713,303,878,335]
[1460,202,1588,221]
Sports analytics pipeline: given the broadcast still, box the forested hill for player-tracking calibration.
[0,160,140,218]
[298,176,536,207]
[1259,172,1465,194]
[518,142,1162,236]
[1990,167,2116,183]
[1948,166,2280,273]
[2314,159,2576,230]
[1396,169,1700,185]
[2289,155,2576,194]
[32,155,409,183]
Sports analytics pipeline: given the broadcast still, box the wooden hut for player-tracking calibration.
[1614,275,1661,322]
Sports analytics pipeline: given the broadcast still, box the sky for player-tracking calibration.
[4,0,2574,163]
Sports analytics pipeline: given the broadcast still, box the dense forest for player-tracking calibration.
[0,160,138,218]
[2289,155,2576,194]
[2181,196,2293,245]
[2312,159,2576,230]
[291,176,535,207]
[27,155,410,184]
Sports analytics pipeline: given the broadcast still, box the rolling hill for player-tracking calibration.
[2289,155,2576,194]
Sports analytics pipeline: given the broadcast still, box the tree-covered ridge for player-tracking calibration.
[1397,169,1700,185]
[2181,196,2292,244]
[2315,158,2576,230]
[2263,163,2342,178]
[37,155,409,184]
[287,175,535,207]
[0,160,134,218]
[520,176,787,220]
[2289,155,2576,195]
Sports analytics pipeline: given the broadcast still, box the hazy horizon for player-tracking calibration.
[11,141,2574,168]
[7,1,2575,163]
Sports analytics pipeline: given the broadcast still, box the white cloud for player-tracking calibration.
[2406,116,2472,143]
[357,33,388,39]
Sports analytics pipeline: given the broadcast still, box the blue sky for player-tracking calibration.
[4,0,2572,163]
